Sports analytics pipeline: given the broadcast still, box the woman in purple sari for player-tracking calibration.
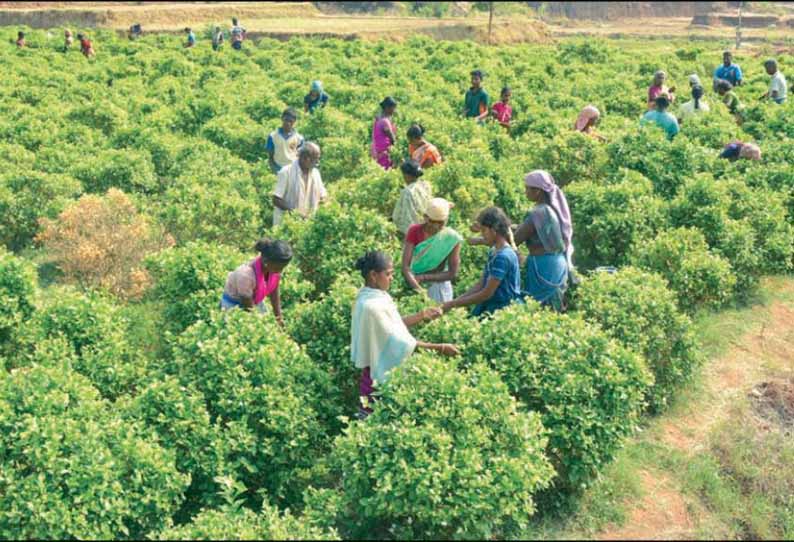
[371,96,398,169]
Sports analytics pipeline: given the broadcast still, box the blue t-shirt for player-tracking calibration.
[304,92,329,113]
[714,63,742,86]
[641,110,680,140]
[187,32,196,45]
[472,246,522,317]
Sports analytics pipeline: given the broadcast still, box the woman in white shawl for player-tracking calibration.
[351,251,460,419]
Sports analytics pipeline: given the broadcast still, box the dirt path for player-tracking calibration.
[597,285,794,540]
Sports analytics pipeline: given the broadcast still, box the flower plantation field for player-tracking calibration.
[1,26,794,539]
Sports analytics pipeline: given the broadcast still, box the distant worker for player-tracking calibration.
[304,80,329,114]
[491,86,513,130]
[716,79,744,124]
[15,31,25,48]
[719,141,761,161]
[640,94,680,140]
[463,69,490,122]
[445,207,523,317]
[272,142,327,226]
[762,59,787,104]
[184,27,196,48]
[128,23,142,40]
[574,105,605,141]
[392,159,433,237]
[647,70,675,110]
[351,250,459,419]
[266,107,304,174]
[688,73,702,89]
[77,33,95,58]
[231,17,246,50]
[212,26,224,51]
[371,96,397,170]
[401,197,462,304]
[220,238,293,327]
[407,124,442,169]
[678,85,709,123]
[713,50,742,91]
[64,29,74,52]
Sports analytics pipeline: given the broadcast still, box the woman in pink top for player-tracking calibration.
[220,238,293,327]
[371,96,398,169]
[491,86,513,130]
[647,70,675,109]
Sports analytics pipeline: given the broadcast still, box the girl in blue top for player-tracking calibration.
[442,207,523,317]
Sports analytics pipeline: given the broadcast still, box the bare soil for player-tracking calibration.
[750,378,794,430]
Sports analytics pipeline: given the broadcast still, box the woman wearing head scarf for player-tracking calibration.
[371,97,398,169]
[392,159,433,237]
[720,141,761,161]
[574,105,606,141]
[647,70,675,110]
[678,85,710,123]
[401,198,462,303]
[513,171,573,312]
[304,80,329,114]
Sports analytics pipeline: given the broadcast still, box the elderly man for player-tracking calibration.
[272,142,327,226]
[762,59,787,104]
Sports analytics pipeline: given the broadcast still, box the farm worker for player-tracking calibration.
[678,85,710,123]
[647,70,675,110]
[463,69,490,122]
[401,197,462,304]
[443,206,523,318]
[15,31,25,48]
[212,26,224,51]
[128,23,142,40]
[713,50,742,91]
[513,171,573,312]
[407,124,442,169]
[272,141,327,226]
[573,105,605,141]
[688,73,702,89]
[220,238,292,327]
[351,250,459,418]
[77,33,95,58]
[304,80,329,114]
[64,29,73,51]
[184,28,196,48]
[640,94,679,140]
[716,80,744,124]
[266,107,304,174]
[762,59,787,104]
[371,96,397,170]
[491,86,513,130]
[230,17,246,50]
[392,159,432,237]
[719,141,761,161]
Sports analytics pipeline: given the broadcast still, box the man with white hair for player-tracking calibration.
[272,142,327,226]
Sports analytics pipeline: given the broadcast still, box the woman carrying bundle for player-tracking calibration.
[401,198,462,304]
[513,171,574,312]
[407,124,442,169]
[219,238,293,327]
[351,251,460,418]
[371,96,398,170]
[444,207,523,317]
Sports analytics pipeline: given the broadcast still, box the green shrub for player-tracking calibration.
[572,267,702,412]
[200,114,268,163]
[0,249,36,350]
[72,149,158,194]
[630,227,736,313]
[478,303,652,496]
[325,355,555,539]
[22,287,148,399]
[0,171,82,251]
[536,131,607,185]
[566,172,667,269]
[170,310,335,507]
[0,363,187,539]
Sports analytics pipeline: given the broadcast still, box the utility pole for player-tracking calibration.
[736,1,743,49]
[487,2,494,44]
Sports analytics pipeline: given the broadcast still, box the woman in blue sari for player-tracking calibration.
[513,170,574,312]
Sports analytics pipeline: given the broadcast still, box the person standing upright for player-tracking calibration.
[762,59,787,104]
[231,17,246,50]
[463,69,490,123]
[713,50,742,91]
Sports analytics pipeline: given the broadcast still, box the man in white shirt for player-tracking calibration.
[763,59,787,104]
[272,142,327,226]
